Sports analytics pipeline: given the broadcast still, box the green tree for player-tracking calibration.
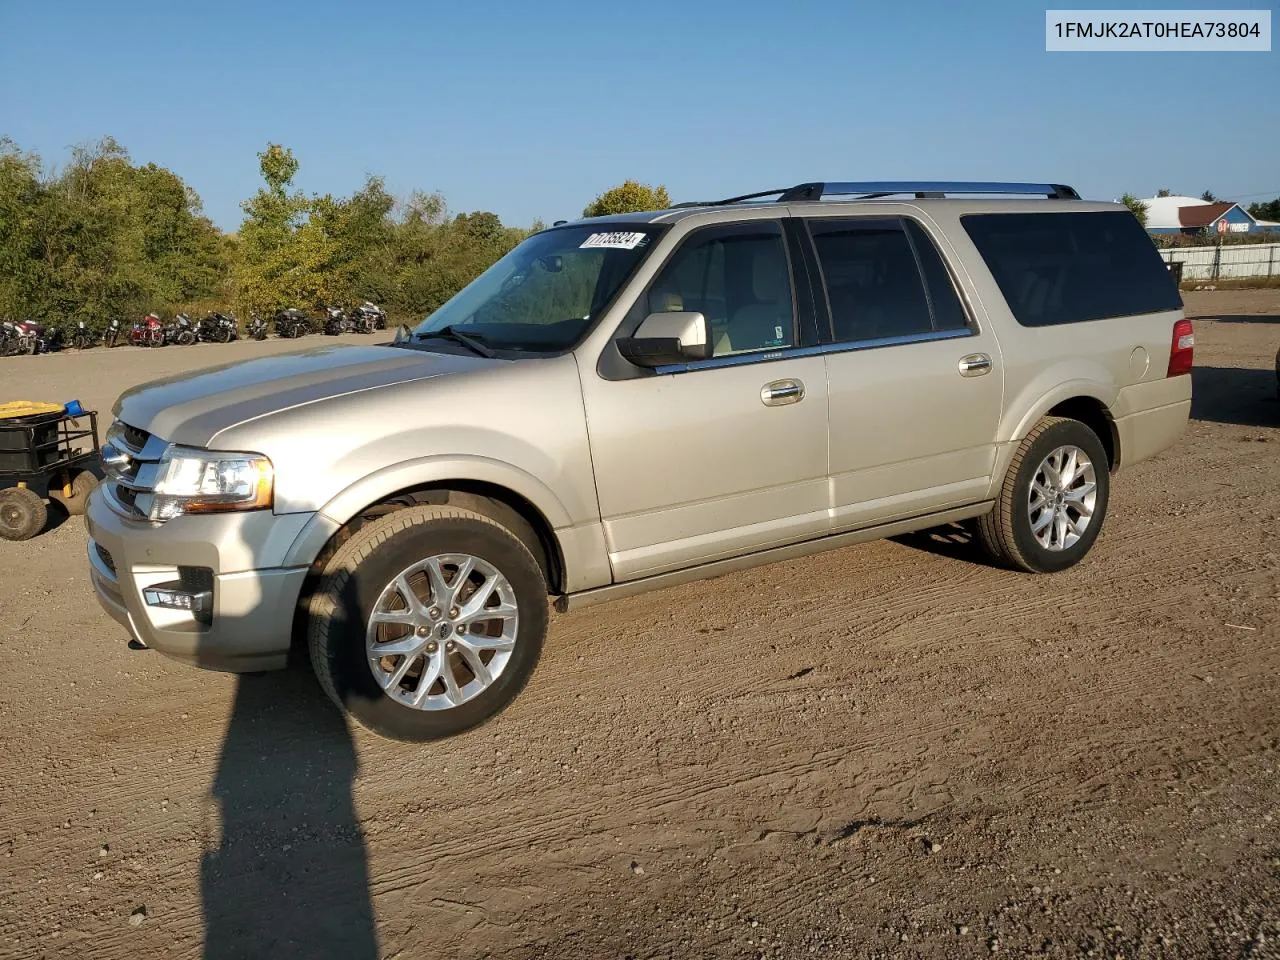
[0,139,46,320]
[0,136,538,334]
[583,180,672,218]
[0,137,227,333]
[1156,188,1172,198]
[235,144,329,313]
[1247,198,1280,221]
[1119,193,1148,226]
[1200,190,1218,202]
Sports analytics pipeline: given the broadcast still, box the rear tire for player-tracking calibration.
[0,488,47,541]
[307,505,548,741]
[977,416,1110,573]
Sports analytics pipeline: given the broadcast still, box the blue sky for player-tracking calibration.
[2,0,1276,230]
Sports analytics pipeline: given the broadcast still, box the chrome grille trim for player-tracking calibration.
[102,420,169,520]
[108,461,161,492]
[104,421,169,462]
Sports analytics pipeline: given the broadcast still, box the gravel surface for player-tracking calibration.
[0,295,1277,959]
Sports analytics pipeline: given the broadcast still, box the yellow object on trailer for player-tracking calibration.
[0,401,66,420]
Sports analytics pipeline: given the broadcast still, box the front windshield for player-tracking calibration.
[412,224,661,353]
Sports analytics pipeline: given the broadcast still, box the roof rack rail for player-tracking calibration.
[673,181,1081,207]
[778,181,1080,201]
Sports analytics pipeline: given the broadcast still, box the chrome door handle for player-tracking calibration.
[761,378,805,406]
[958,353,992,377]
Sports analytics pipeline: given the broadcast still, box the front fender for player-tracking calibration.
[319,454,575,530]
[280,455,575,571]
[278,455,614,594]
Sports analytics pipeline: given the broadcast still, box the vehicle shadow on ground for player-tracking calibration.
[1190,366,1279,428]
[890,522,990,565]
[200,662,378,960]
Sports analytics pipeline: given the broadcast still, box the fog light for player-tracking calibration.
[143,583,212,614]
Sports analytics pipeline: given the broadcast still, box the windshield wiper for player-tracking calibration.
[415,325,497,359]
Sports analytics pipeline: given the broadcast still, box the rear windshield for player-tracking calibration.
[961,211,1181,327]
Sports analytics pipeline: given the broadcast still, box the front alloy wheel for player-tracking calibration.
[366,554,519,710]
[308,504,547,741]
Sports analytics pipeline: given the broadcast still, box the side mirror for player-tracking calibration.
[617,311,711,367]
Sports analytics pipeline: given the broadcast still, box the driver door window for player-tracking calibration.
[641,222,796,357]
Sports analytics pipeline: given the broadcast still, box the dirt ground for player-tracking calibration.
[0,294,1277,960]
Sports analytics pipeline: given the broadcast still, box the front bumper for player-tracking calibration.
[85,490,313,672]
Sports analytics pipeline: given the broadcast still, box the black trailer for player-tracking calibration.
[0,402,101,540]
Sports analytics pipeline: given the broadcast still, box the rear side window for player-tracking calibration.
[809,218,969,343]
[962,211,1182,327]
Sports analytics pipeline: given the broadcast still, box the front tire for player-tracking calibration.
[977,416,1111,573]
[307,505,548,741]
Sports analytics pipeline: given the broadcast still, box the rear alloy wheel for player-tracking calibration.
[0,487,47,541]
[977,416,1111,573]
[308,504,547,741]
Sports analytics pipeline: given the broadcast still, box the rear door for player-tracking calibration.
[805,215,1005,529]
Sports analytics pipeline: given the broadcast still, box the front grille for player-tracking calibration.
[103,421,167,520]
[95,543,117,575]
[121,424,150,450]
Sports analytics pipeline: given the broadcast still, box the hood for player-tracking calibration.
[115,343,495,447]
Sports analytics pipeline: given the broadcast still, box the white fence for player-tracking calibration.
[1159,242,1280,281]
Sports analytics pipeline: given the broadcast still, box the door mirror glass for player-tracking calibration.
[617,311,711,367]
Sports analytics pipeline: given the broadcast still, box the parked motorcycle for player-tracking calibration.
[273,307,312,339]
[0,320,32,356]
[0,320,51,356]
[351,301,386,333]
[163,313,198,346]
[322,305,350,336]
[129,313,166,347]
[247,313,269,341]
[68,319,94,350]
[197,312,239,343]
[102,318,123,348]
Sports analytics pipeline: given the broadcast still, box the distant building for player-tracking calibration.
[1139,194,1270,236]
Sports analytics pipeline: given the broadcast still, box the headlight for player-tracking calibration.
[151,446,273,519]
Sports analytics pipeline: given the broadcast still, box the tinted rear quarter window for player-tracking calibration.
[961,211,1182,327]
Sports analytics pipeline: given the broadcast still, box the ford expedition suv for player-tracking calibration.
[86,180,1193,741]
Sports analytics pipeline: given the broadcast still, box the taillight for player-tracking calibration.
[1167,318,1194,377]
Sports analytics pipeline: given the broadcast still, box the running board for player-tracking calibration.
[555,502,993,613]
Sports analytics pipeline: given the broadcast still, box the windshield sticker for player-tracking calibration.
[580,232,648,250]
